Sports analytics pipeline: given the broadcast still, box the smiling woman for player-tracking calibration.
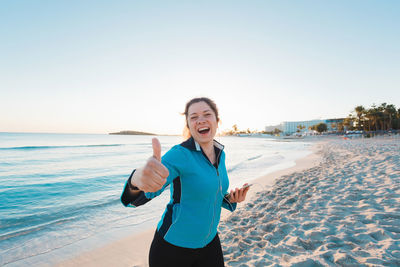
[182,97,220,140]
[120,97,250,267]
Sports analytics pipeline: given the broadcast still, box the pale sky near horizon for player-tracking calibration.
[1,1,399,135]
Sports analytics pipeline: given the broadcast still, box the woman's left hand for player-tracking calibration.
[228,183,250,203]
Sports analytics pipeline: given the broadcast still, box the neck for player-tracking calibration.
[192,136,213,152]
[198,140,215,164]
[200,141,214,153]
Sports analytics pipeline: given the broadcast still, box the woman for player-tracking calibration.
[121,97,250,266]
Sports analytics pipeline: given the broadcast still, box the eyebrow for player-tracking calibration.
[189,109,212,116]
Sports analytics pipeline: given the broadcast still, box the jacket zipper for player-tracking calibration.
[204,148,222,243]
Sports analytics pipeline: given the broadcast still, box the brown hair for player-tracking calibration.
[182,97,219,138]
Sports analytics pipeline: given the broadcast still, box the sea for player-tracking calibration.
[0,132,312,266]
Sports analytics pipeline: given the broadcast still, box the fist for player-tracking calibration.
[131,138,169,192]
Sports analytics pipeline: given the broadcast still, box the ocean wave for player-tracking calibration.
[0,197,121,242]
[0,144,125,150]
[227,154,284,174]
[247,154,262,161]
[0,217,74,242]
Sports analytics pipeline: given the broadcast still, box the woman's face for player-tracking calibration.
[187,101,218,145]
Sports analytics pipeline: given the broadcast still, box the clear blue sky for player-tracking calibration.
[1,0,399,134]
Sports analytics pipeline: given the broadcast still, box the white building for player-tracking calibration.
[282,120,325,135]
[264,124,283,132]
[281,119,347,135]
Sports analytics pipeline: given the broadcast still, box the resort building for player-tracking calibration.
[282,120,324,135]
[264,124,283,132]
[280,118,345,135]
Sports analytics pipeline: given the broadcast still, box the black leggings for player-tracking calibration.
[149,230,225,267]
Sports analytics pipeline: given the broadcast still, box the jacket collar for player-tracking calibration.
[180,137,224,152]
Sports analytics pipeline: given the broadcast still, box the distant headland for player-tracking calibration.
[109,130,156,135]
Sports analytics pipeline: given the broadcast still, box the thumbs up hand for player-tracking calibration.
[152,137,162,161]
[131,138,169,192]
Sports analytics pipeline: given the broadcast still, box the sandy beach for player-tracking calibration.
[221,136,400,266]
[58,136,400,267]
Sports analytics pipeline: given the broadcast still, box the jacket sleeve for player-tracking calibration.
[120,146,181,208]
[222,193,237,212]
[120,169,152,207]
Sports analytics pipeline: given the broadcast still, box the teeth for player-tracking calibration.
[199,127,209,131]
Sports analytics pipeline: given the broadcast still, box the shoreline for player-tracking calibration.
[57,141,324,267]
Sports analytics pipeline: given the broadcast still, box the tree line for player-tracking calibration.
[308,102,400,134]
[345,103,400,132]
[222,102,400,136]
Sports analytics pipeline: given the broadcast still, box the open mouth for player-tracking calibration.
[198,127,210,135]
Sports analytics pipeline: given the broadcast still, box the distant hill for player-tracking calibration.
[109,130,156,135]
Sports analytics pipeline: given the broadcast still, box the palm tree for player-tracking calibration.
[232,124,238,133]
[296,124,305,133]
[395,108,400,129]
[354,106,365,130]
[364,112,371,132]
[376,104,386,131]
[368,104,379,131]
[383,104,397,130]
[343,115,354,131]
[377,103,387,130]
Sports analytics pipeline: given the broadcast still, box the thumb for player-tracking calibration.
[152,138,162,161]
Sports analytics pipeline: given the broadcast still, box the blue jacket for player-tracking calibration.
[121,137,236,248]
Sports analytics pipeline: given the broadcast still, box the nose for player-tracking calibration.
[197,115,206,124]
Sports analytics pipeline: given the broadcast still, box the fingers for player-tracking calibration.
[147,158,169,178]
[237,187,244,201]
[142,161,168,190]
[242,186,249,200]
[152,138,162,161]
[143,166,166,184]
[242,183,250,193]
[140,177,166,192]
[229,188,240,202]
[229,185,250,203]
[229,190,235,202]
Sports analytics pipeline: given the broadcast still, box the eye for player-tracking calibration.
[205,113,212,117]
[190,116,198,120]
